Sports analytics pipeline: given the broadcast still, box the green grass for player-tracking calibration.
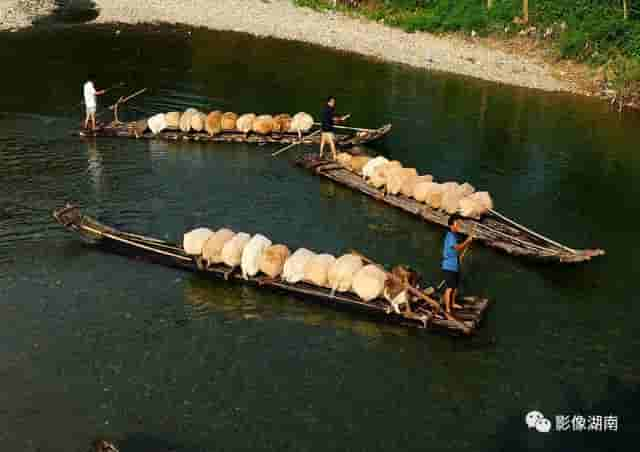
[293,0,640,98]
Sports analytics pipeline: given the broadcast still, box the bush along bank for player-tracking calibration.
[294,0,640,110]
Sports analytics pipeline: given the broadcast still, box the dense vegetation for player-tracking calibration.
[294,0,640,105]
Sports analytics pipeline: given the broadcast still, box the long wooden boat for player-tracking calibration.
[297,156,605,264]
[75,122,392,149]
[53,204,491,336]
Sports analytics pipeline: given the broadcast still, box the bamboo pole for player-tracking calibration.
[271,129,321,157]
[488,209,576,253]
[312,122,374,133]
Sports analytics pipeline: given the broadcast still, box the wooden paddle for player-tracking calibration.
[271,129,321,157]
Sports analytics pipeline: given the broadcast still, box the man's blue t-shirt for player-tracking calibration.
[442,231,459,272]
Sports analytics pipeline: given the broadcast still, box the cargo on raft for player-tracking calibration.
[75,109,392,149]
[296,154,605,264]
[53,205,491,336]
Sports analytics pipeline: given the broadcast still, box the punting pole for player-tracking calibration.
[312,122,374,133]
[488,209,577,254]
[271,130,321,157]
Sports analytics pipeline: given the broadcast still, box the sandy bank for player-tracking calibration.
[90,0,581,95]
[0,0,54,30]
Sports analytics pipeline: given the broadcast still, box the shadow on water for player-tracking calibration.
[32,0,99,26]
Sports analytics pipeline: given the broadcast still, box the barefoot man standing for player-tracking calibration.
[442,214,473,314]
[319,96,348,160]
[83,74,105,131]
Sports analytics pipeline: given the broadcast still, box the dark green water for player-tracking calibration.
[0,23,638,452]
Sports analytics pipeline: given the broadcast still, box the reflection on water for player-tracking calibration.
[182,277,408,339]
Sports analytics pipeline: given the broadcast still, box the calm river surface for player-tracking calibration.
[0,23,638,452]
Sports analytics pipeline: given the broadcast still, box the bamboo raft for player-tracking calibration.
[75,122,392,149]
[297,156,605,264]
[53,204,491,336]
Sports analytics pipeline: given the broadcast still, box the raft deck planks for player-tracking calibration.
[76,123,392,149]
[53,205,491,336]
[297,156,605,264]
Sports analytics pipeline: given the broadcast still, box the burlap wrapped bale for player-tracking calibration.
[272,114,292,134]
[441,182,460,193]
[183,228,214,256]
[349,156,371,174]
[148,113,167,135]
[352,264,387,301]
[386,167,418,195]
[164,112,181,130]
[282,248,315,284]
[362,156,389,179]
[252,114,274,135]
[458,182,475,197]
[327,254,364,293]
[473,191,493,211]
[202,228,235,265]
[413,181,438,202]
[458,196,482,219]
[336,152,352,168]
[236,113,256,134]
[368,161,402,189]
[426,183,446,209]
[221,112,238,131]
[289,112,314,133]
[303,253,336,288]
[221,232,251,267]
[442,189,463,214]
[191,112,207,132]
[400,174,433,198]
[259,244,290,278]
[205,111,223,136]
[180,110,195,132]
[241,234,272,279]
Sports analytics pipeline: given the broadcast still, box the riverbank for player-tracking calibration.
[0,0,616,104]
[0,0,54,30]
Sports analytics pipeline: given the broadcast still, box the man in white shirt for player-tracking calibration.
[83,75,105,130]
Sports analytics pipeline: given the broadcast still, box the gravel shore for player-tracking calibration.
[2,0,579,95]
[0,0,54,30]
[91,0,576,94]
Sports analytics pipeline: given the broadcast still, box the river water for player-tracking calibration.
[0,22,638,452]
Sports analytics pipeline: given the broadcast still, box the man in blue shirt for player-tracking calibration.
[320,96,348,160]
[442,214,473,313]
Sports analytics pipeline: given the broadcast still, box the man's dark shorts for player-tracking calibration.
[443,270,459,290]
